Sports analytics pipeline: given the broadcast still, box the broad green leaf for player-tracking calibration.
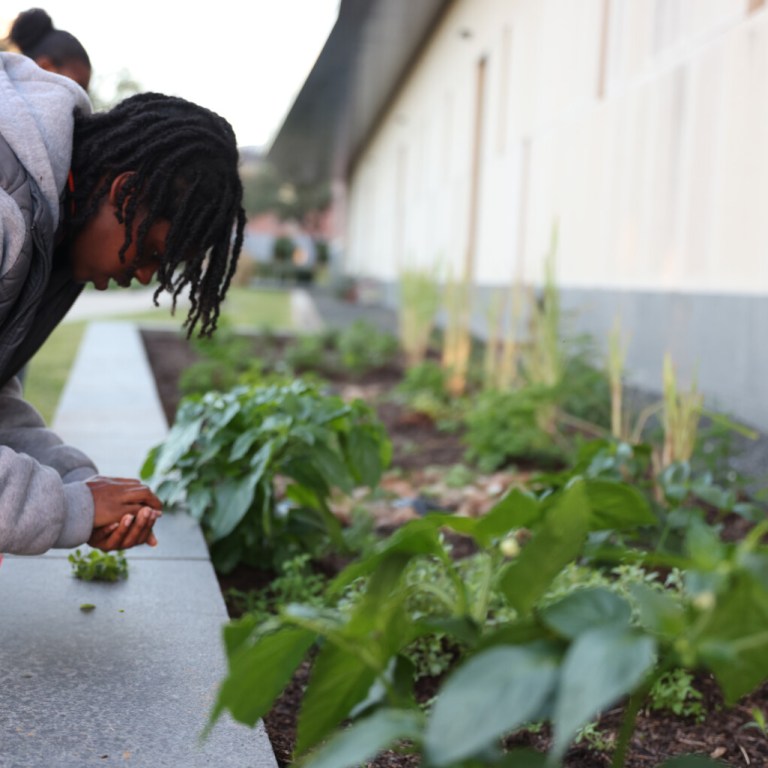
[497,748,549,767]
[286,495,346,549]
[154,416,203,475]
[282,604,347,640]
[685,518,728,571]
[424,644,559,766]
[584,480,657,530]
[296,643,379,755]
[346,428,384,487]
[473,488,541,546]
[739,551,768,591]
[552,626,656,759]
[209,473,260,540]
[417,616,482,647]
[139,444,159,480]
[697,571,768,703]
[222,614,258,656]
[629,583,687,638]
[311,441,357,493]
[211,626,315,729]
[477,618,549,651]
[282,457,330,497]
[690,480,735,512]
[499,481,590,614]
[302,708,423,768]
[229,427,261,461]
[330,518,447,592]
[217,398,242,429]
[540,588,632,639]
[185,487,212,521]
[210,533,245,575]
[346,553,414,656]
[249,441,275,477]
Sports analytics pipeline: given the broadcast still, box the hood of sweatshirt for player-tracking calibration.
[0,52,92,232]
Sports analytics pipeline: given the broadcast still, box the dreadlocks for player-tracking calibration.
[68,92,245,337]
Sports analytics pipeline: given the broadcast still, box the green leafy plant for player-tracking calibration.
[69,549,128,582]
[740,707,768,738]
[392,360,456,423]
[647,669,705,721]
[464,386,567,471]
[523,225,562,409]
[336,320,399,374]
[225,553,329,622]
[179,319,269,397]
[284,332,333,373]
[209,475,768,767]
[141,380,391,573]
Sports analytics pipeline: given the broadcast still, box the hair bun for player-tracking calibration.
[9,8,55,52]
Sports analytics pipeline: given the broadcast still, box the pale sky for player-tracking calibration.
[2,1,340,148]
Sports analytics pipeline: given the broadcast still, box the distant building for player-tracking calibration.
[269,0,768,430]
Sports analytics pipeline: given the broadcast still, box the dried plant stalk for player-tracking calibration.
[398,265,442,366]
[608,317,628,440]
[661,353,703,466]
[442,265,472,397]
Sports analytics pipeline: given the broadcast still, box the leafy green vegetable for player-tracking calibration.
[142,380,391,572]
[69,549,128,582]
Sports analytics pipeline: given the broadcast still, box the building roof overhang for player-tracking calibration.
[267,0,451,185]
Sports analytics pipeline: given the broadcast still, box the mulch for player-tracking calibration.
[141,328,768,768]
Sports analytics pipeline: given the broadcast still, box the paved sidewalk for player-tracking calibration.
[0,322,276,768]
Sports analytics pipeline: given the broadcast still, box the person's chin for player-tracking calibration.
[93,278,110,291]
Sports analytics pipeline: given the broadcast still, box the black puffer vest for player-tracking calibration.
[0,133,82,387]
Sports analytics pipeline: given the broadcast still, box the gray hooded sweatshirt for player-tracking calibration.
[0,53,98,555]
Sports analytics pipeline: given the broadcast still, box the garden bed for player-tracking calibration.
[141,328,768,768]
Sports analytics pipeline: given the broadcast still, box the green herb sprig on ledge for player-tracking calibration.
[69,549,128,582]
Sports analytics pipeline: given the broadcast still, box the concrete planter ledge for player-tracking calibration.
[0,321,277,768]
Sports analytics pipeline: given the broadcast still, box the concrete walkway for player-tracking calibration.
[0,322,277,768]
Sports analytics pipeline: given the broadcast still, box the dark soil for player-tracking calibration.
[141,328,768,768]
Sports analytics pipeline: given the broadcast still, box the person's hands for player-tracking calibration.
[86,476,163,528]
[88,506,160,551]
[86,477,162,551]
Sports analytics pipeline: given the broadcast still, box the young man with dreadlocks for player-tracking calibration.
[0,52,245,557]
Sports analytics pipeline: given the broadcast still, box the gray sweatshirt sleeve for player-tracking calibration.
[0,377,97,554]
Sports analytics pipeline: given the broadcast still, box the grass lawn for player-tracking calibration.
[24,286,293,424]
[25,321,88,424]
[220,285,292,329]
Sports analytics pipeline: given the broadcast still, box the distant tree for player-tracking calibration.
[241,161,283,217]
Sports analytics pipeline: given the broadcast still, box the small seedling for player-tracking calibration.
[79,603,96,612]
[69,549,128,582]
[740,707,768,738]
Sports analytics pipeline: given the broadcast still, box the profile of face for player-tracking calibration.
[37,56,91,91]
[68,172,169,291]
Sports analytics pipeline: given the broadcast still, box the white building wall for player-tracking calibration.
[345,0,768,425]
[348,0,764,288]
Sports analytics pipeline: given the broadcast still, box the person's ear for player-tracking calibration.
[108,172,136,206]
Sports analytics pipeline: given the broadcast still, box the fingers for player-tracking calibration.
[116,507,160,549]
[87,521,121,550]
[122,485,163,511]
[88,476,163,528]
[89,507,160,552]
